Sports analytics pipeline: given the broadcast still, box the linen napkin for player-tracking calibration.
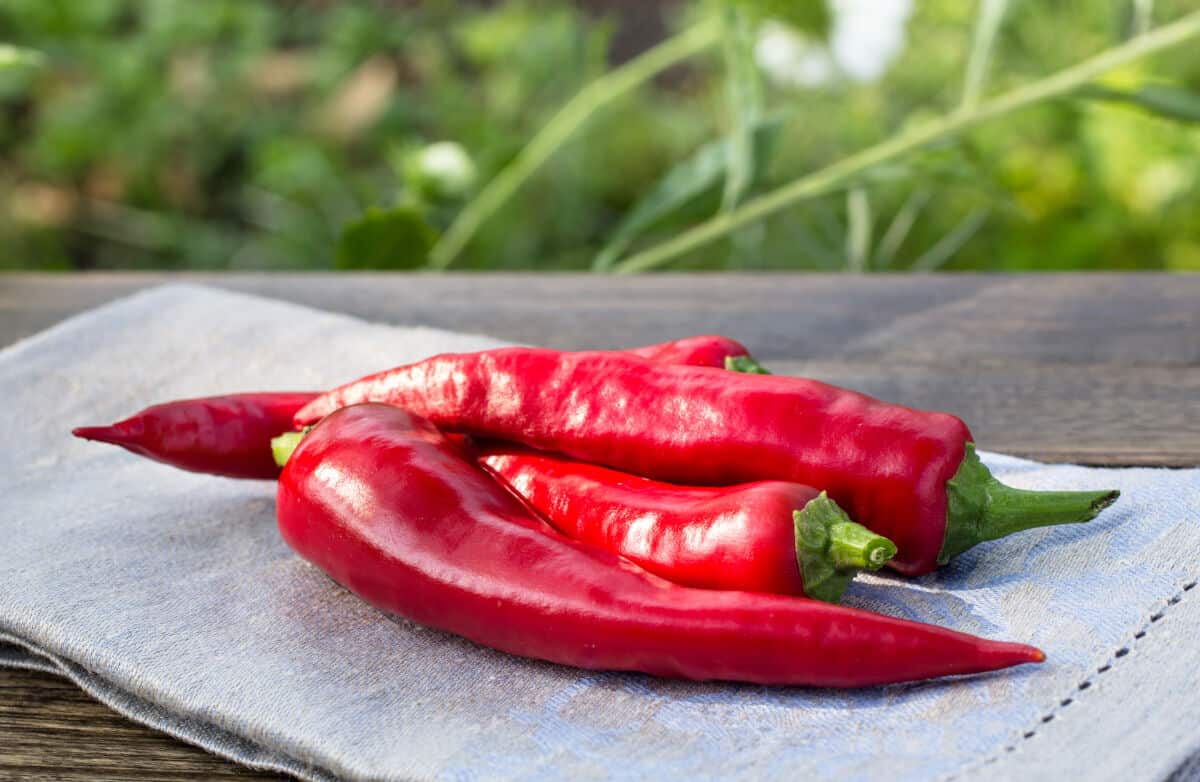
[2,284,1197,782]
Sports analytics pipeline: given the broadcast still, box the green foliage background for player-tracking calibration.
[1,0,1198,271]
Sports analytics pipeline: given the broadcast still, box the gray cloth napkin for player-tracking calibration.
[3,284,1198,782]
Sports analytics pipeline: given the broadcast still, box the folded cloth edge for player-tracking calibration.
[0,283,484,782]
[0,630,337,782]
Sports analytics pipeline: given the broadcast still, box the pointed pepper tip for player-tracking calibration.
[72,425,115,442]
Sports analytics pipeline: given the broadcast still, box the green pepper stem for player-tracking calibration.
[938,443,1120,564]
[978,482,1120,540]
[724,354,771,374]
[272,431,305,467]
[794,492,897,603]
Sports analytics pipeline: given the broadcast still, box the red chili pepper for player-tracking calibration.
[73,392,318,479]
[622,334,769,373]
[297,349,1119,575]
[276,403,1043,686]
[69,336,752,479]
[476,443,895,602]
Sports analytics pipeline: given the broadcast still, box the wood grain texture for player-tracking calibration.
[0,271,1197,780]
[0,667,284,781]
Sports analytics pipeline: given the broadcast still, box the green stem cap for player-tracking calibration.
[272,431,306,468]
[724,354,770,374]
[938,443,1120,564]
[794,491,897,603]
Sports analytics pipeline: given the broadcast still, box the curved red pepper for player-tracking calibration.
[297,349,1118,575]
[68,336,752,479]
[476,443,896,601]
[278,403,1043,686]
[73,392,318,479]
[622,334,767,373]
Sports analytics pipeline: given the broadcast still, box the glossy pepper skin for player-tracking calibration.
[68,336,753,479]
[476,443,896,600]
[277,403,1043,686]
[623,334,766,373]
[296,349,964,573]
[296,349,1116,576]
[73,392,318,479]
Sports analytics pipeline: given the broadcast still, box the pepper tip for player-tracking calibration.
[72,425,112,442]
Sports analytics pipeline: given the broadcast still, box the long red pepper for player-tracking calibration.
[69,336,754,479]
[474,443,896,601]
[296,349,1119,576]
[73,392,318,479]
[277,403,1044,686]
[622,334,769,373]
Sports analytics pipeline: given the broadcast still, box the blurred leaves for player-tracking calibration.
[335,206,436,270]
[1082,83,1200,123]
[910,207,989,271]
[719,3,763,212]
[0,0,1199,272]
[844,188,871,272]
[593,116,783,269]
[960,0,1010,108]
[718,2,766,267]
[0,43,43,69]
[730,0,831,39]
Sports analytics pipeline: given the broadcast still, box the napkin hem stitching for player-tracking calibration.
[943,577,1198,781]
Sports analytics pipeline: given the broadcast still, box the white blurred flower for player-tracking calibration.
[755,0,914,88]
[409,141,477,200]
[755,24,834,88]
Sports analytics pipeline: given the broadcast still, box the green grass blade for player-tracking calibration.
[720,4,764,213]
[910,207,989,272]
[845,188,872,273]
[593,116,784,271]
[1082,83,1200,123]
[1133,0,1155,35]
[428,20,720,270]
[961,0,1011,109]
[611,9,1200,274]
[874,187,931,269]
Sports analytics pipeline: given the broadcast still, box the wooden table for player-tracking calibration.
[1,272,1197,781]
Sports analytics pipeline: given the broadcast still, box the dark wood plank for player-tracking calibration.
[0,272,991,354]
[0,667,284,781]
[0,271,1197,780]
[779,360,1200,467]
[3,273,1196,363]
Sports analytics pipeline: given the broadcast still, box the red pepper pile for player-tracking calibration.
[76,335,1119,687]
